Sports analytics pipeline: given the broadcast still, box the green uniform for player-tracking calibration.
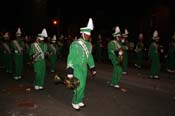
[48,43,59,72]
[108,40,122,85]
[12,39,24,78]
[95,38,103,62]
[29,42,47,87]
[148,42,160,78]
[24,42,31,64]
[67,38,95,104]
[120,41,128,73]
[166,41,175,71]
[2,41,13,73]
[57,40,64,59]
[135,41,144,67]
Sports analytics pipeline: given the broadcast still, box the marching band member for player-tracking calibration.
[148,30,161,79]
[66,18,96,111]
[12,28,24,80]
[48,35,59,73]
[2,32,13,74]
[108,26,123,88]
[166,32,175,73]
[29,28,48,90]
[134,33,145,68]
[121,29,129,75]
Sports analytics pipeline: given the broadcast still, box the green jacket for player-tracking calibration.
[29,42,47,61]
[148,42,159,61]
[67,38,95,70]
[12,39,24,55]
[108,40,122,65]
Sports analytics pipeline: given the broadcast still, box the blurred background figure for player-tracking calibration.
[165,32,175,73]
[48,35,59,73]
[134,33,145,69]
[121,29,129,75]
[12,28,24,80]
[148,30,161,79]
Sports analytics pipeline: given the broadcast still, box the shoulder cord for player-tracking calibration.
[34,43,44,59]
[77,40,89,59]
[13,40,22,53]
[3,43,11,53]
[50,44,56,54]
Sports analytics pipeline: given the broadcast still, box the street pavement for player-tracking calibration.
[0,59,174,116]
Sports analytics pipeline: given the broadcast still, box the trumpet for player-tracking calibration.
[54,74,80,89]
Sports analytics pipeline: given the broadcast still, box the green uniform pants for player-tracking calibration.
[72,64,87,104]
[34,60,46,86]
[111,60,122,85]
[4,53,13,73]
[150,58,160,77]
[14,54,23,77]
[122,53,128,72]
[49,55,57,71]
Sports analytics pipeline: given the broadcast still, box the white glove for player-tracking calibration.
[119,50,123,56]
[92,71,97,75]
[67,74,73,79]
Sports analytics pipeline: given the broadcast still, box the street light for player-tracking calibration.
[52,19,60,35]
[52,19,59,26]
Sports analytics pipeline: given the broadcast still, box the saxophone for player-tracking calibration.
[54,74,80,89]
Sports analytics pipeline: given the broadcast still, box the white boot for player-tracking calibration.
[78,102,85,107]
[14,76,19,80]
[34,86,40,90]
[18,76,22,79]
[39,86,44,90]
[114,85,120,88]
[72,103,80,110]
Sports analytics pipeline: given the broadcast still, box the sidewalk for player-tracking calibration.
[95,62,175,94]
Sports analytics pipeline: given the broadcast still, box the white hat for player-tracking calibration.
[152,30,159,40]
[59,34,64,40]
[52,35,57,42]
[80,18,94,35]
[3,32,9,38]
[112,26,121,37]
[16,28,22,36]
[122,29,129,38]
[139,33,143,39]
[38,28,48,40]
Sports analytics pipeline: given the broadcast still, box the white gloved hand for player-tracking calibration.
[67,74,73,79]
[119,50,123,56]
[92,71,97,75]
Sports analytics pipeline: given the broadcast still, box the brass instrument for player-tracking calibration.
[54,74,80,89]
[31,52,41,64]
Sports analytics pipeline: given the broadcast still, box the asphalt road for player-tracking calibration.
[0,60,174,116]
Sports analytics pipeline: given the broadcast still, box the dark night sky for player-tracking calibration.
[0,0,175,36]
